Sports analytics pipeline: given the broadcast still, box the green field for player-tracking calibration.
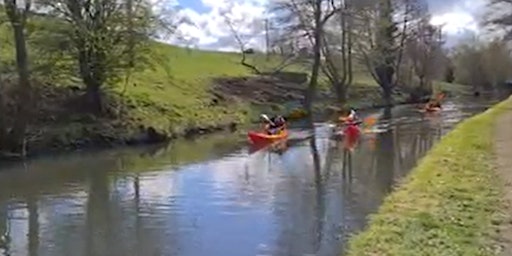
[346,96,512,255]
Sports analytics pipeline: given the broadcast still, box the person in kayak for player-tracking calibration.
[339,107,360,125]
[261,114,287,135]
[424,101,442,110]
[424,93,444,110]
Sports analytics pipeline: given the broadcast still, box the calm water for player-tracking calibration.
[0,95,505,256]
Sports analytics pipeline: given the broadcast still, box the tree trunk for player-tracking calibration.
[376,65,394,106]
[76,34,105,114]
[335,82,347,107]
[375,0,395,107]
[0,85,7,149]
[304,0,323,115]
[27,196,39,256]
[86,84,103,114]
[419,75,425,89]
[5,1,32,155]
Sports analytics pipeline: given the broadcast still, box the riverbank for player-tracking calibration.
[0,35,466,158]
[346,96,512,255]
[22,76,463,158]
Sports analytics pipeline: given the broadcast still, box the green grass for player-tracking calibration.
[346,96,512,256]
[116,43,261,132]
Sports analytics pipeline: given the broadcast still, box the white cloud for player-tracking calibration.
[431,12,478,34]
[169,0,267,51]
[169,0,485,51]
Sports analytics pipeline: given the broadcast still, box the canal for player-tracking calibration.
[0,94,505,256]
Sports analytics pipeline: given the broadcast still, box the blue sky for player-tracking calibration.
[181,0,210,13]
[171,0,485,51]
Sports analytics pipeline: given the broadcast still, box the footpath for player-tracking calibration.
[495,107,512,255]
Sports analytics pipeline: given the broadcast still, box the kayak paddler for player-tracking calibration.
[339,107,360,125]
[337,107,361,142]
[261,114,287,135]
[424,93,444,111]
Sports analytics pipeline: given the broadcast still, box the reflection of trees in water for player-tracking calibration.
[339,108,444,228]
[133,175,141,256]
[269,121,330,255]
[309,135,324,254]
[27,196,39,256]
[342,149,353,182]
[372,108,441,188]
[107,158,179,255]
[0,196,40,256]
[375,128,395,194]
[85,170,111,256]
[0,202,10,255]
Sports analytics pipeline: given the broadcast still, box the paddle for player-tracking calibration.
[362,115,377,128]
[260,114,275,126]
[260,113,286,135]
[331,115,378,135]
[340,115,377,128]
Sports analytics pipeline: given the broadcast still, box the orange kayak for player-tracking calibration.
[247,130,289,145]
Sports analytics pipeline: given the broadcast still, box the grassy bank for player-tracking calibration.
[346,96,512,255]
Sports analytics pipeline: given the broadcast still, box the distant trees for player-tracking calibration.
[451,39,512,90]
[401,15,446,95]
[448,0,512,91]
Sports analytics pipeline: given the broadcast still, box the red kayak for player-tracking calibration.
[344,123,360,137]
[247,130,289,145]
[332,123,361,138]
[343,124,360,150]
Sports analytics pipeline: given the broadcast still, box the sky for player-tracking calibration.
[167,0,487,51]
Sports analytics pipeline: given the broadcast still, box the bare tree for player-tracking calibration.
[220,10,263,74]
[481,39,512,86]
[404,16,444,92]
[269,0,339,111]
[221,7,301,74]
[452,38,512,89]
[321,0,354,106]
[351,0,426,105]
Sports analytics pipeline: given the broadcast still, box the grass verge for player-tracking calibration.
[346,96,512,256]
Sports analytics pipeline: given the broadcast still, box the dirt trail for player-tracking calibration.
[495,109,512,255]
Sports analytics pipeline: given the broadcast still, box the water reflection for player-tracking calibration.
[27,197,38,256]
[0,202,10,255]
[0,97,502,256]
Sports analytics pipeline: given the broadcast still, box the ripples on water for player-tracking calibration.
[0,96,505,256]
